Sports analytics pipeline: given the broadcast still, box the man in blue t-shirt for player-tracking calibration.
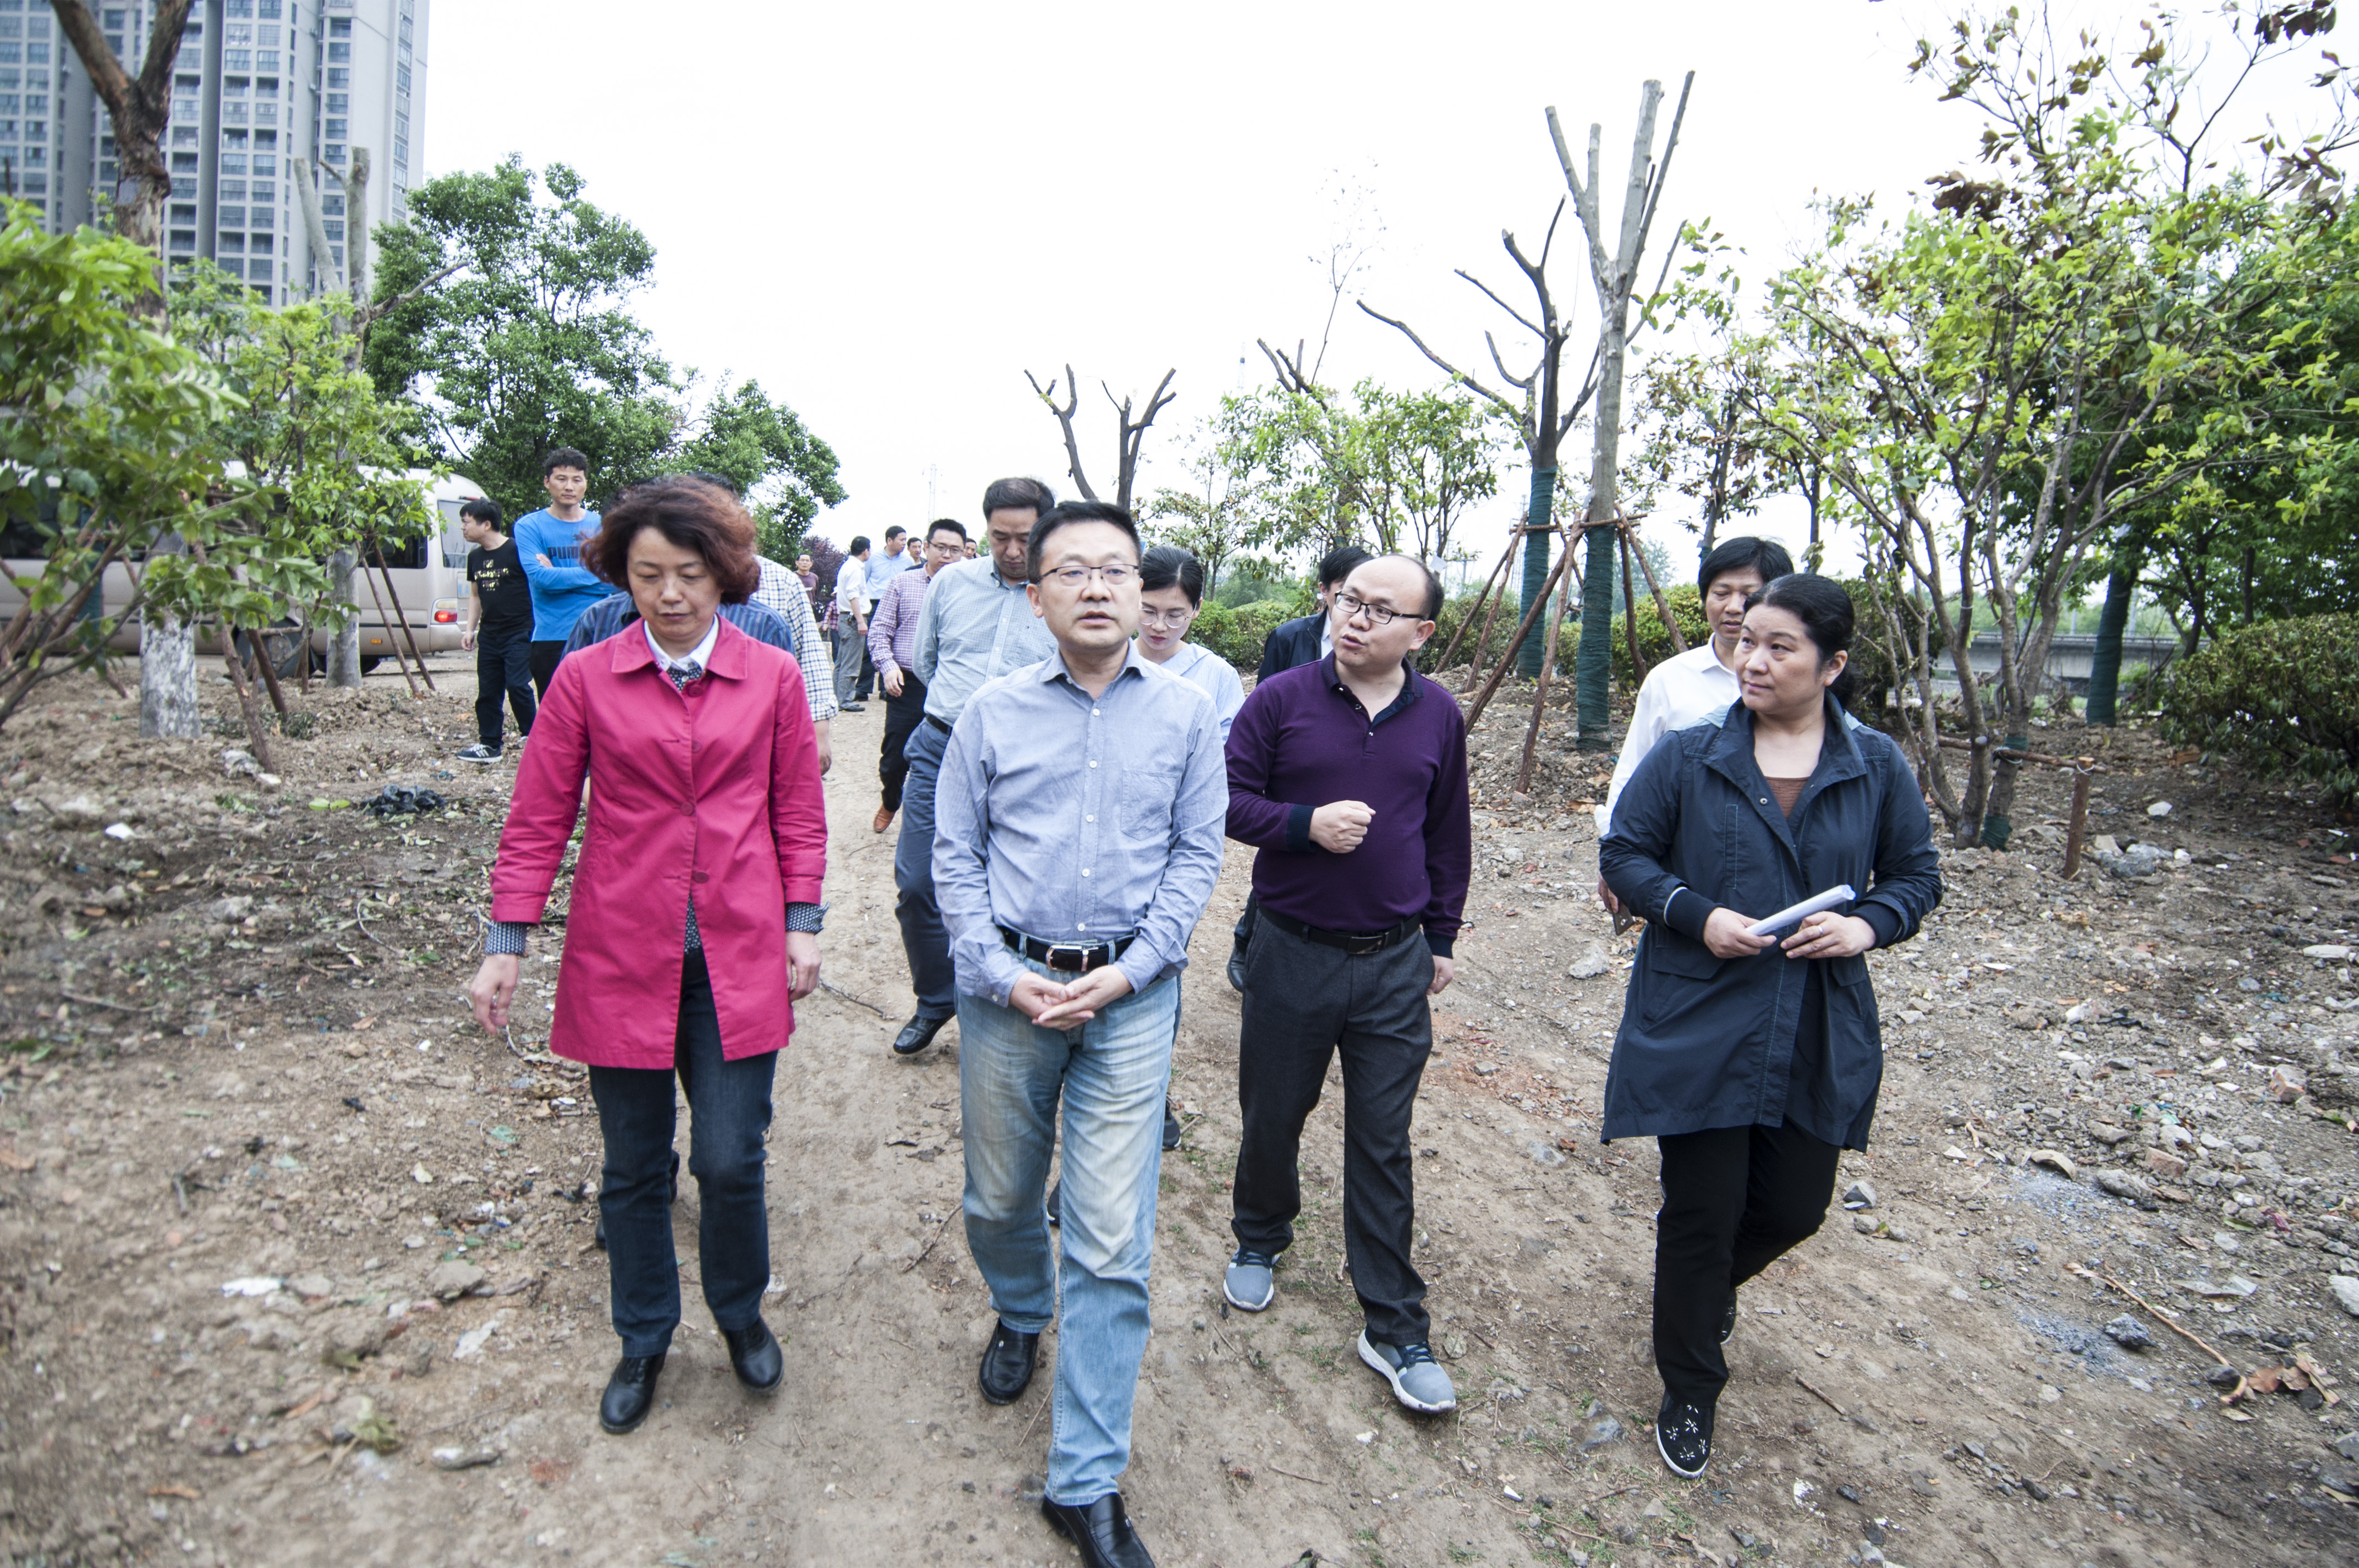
[511,447,607,698]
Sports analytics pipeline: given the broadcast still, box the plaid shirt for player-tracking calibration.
[751,557,838,722]
[867,565,932,676]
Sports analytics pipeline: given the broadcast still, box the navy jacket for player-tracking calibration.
[1256,612,1326,681]
[1597,697,1941,1149]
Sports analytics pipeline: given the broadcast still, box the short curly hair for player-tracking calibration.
[589,476,759,604]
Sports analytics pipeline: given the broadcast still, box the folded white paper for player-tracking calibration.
[1744,884,1857,940]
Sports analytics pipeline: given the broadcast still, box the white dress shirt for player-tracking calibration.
[643,615,720,678]
[1597,639,1741,838]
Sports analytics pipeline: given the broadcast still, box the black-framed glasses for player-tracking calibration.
[1334,590,1417,627]
[1036,563,1137,589]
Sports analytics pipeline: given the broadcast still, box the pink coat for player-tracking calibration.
[490,619,827,1068]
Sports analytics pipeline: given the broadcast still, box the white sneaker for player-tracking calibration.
[456,744,500,764]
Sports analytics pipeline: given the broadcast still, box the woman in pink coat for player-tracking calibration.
[467,475,827,1436]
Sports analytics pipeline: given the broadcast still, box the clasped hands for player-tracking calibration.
[1009,967,1133,1030]
[1700,907,1877,962]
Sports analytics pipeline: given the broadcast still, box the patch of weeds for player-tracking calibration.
[277,710,319,740]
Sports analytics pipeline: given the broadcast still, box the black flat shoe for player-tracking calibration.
[892,1012,953,1056]
[599,1352,665,1435]
[1225,944,1248,993]
[1040,1492,1155,1568]
[723,1318,783,1394]
[978,1318,1039,1405]
[1161,1098,1182,1152]
[1655,1392,1714,1479]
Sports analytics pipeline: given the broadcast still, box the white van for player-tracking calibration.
[0,470,490,675]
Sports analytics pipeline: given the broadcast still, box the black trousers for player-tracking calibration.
[1653,1121,1842,1406]
[585,951,778,1357]
[528,639,567,700]
[474,627,536,748]
[1231,917,1434,1346]
[879,675,926,812]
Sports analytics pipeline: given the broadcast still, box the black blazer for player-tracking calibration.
[1256,612,1326,681]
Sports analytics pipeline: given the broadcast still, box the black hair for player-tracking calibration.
[1140,544,1205,606]
[1698,535,1795,595]
[982,476,1056,521]
[1026,500,1141,583]
[1318,544,1374,589]
[541,446,589,478]
[884,525,907,541]
[1352,553,1445,619]
[1747,573,1857,708]
[847,534,871,555]
[458,498,503,528]
[683,468,743,497]
[926,517,968,543]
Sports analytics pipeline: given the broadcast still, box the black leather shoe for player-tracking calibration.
[892,1012,953,1056]
[599,1352,665,1435]
[1041,1492,1155,1568]
[723,1318,783,1394]
[1161,1098,1182,1152]
[1046,1178,1061,1227]
[1225,942,1248,993]
[978,1318,1039,1405]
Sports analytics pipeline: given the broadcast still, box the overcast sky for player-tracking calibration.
[417,0,2318,579]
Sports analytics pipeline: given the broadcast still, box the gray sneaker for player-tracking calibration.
[1358,1331,1457,1414]
[1223,1248,1278,1312]
[456,744,500,764]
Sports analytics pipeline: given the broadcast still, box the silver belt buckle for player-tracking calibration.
[1044,942,1094,973]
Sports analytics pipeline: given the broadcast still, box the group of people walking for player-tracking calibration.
[460,462,1939,1567]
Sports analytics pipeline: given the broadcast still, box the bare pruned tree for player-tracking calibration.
[1024,365,1178,512]
[1362,201,1599,679]
[50,0,193,310]
[1549,74,1694,746]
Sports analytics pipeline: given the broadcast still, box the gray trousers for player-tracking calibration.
[1231,917,1435,1345]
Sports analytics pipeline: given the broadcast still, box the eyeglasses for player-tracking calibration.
[1334,591,1419,627]
[1035,563,1137,589]
[1137,607,1195,627]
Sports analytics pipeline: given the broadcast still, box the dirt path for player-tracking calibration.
[0,666,2353,1566]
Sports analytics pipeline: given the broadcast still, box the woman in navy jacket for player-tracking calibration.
[1598,574,1941,1481]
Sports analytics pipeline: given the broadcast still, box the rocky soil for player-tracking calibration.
[0,659,2352,1567]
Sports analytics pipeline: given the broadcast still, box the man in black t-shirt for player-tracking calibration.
[457,499,536,763]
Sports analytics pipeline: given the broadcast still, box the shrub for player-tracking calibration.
[2159,613,2359,804]
[1191,597,1294,673]
[1423,590,1528,676]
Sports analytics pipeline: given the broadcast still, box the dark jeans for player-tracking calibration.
[474,627,536,749]
[1231,917,1434,1346]
[891,717,956,1019]
[528,639,567,700]
[879,675,927,812]
[586,950,778,1358]
[1653,1121,1842,1406]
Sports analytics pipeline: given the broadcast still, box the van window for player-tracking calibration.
[375,534,425,569]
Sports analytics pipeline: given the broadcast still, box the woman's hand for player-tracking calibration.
[470,955,520,1032]
[1701,907,1775,960]
[1781,912,1878,961]
[785,933,820,1001]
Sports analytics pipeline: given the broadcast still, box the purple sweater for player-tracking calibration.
[1225,656,1472,955]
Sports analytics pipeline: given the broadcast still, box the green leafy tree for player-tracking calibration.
[665,377,846,560]
[363,158,680,512]
[1352,382,1507,563]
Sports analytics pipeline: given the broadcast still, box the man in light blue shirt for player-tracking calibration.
[932,500,1225,1567]
[867,524,917,590]
[511,446,608,698]
[885,477,1059,1057]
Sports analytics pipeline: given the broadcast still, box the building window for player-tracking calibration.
[169,176,194,196]
[323,118,344,139]
[225,23,252,46]
[325,67,347,89]
[395,64,409,94]
[250,206,272,230]
[218,232,244,253]
[169,151,197,172]
[259,0,281,16]
[325,92,345,112]
[323,144,343,165]
[170,202,196,222]
[326,42,347,62]
[223,76,249,97]
[168,229,195,252]
[220,179,247,200]
[323,217,343,240]
[225,50,250,69]
[250,178,273,201]
[227,0,254,16]
[328,17,350,36]
[170,125,196,146]
[258,26,279,49]
[221,128,247,149]
[217,205,245,227]
[223,101,247,123]
[256,78,278,98]
[220,153,245,174]
[320,192,342,216]
[102,8,125,28]
[251,153,274,175]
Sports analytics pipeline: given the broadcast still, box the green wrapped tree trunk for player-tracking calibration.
[1515,467,1558,676]
[2084,546,2141,726]
[1576,523,1617,749]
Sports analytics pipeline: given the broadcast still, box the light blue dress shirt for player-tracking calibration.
[1153,640,1246,742]
[932,645,1228,1007]
[911,556,1058,727]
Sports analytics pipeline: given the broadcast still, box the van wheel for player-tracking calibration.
[359,656,383,675]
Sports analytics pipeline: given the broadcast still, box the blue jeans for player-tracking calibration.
[586,951,778,1358]
[892,719,956,1018]
[959,963,1177,1505]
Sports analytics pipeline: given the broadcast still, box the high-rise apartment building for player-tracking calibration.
[4,0,429,306]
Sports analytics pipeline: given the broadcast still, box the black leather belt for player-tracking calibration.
[1000,926,1134,973]
[925,714,952,734]
[1259,907,1422,956]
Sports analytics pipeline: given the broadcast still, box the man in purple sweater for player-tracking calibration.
[1220,553,1472,1416]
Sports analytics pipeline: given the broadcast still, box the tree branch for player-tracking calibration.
[1357,303,1522,425]
[1025,365,1098,502]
